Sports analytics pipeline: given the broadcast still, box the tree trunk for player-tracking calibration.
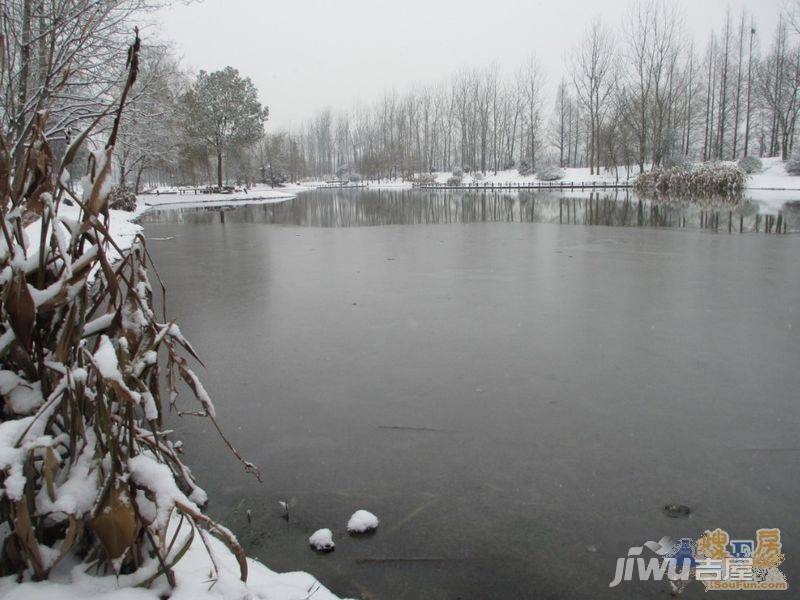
[134,166,145,194]
[743,24,755,157]
[216,150,223,188]
[14,0,33,146]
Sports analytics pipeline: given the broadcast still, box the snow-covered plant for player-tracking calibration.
[108,186,138,212]
[536,166,565,181]
[473,171,485,182]
[785,152,800,175]
[517,161,531,176]
[411,173,437,185]
[446,174,463,186]
[633,164,745,197]
[737,156,763,174]
[452,167,464,178]
[0,32,256,586]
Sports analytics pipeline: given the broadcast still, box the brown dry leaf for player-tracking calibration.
[5,271,36,351]
[89,486,138,559]
[33,280,67,311]
[43,447,60,502]
[97,246,119,301]
[13,499,44,577]
[0,534,25,577]
[85,148,113,216]
[51,517,82,572]
[59,114,105,173]
[54,304,77,362]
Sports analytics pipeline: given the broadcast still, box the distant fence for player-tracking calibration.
[314,183,369,189]
[412,180,633,190]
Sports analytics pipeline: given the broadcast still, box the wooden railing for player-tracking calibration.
[411,180,633,190]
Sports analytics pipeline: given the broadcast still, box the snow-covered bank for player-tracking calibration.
[398,159,800,213]
[0,515,347,600]
[746,156,800,190]
[138,183,308,209]
[64,184,305,257]
[407,158,800,191]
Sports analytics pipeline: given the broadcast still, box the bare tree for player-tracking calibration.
[518,55,546,172]
[759,19,800,159]
[1,0,168,168]
[572,17,617,174]
[743,21,757,157]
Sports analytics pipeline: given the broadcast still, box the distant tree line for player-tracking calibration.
[6,0,799,190]
[274,0,800,181]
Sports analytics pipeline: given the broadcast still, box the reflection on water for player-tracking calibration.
[140,188,800,233]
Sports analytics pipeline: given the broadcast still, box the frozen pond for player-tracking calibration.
[142,189,800,599]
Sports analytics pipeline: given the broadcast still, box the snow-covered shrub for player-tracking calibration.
[447,174,463,186]
[785,152,800,175]
[349,173,362,183]
[109,186,137,211]
[0,33,256,586]
[473,171,485,182]
[634,164,745,196]
[737,156,762,174]
[453,166,464,178]
[411,172,437,185]
[536,166,565,181]
[518,161,532,176]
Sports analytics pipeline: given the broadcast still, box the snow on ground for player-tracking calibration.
[744,157,796,190]
[394,160,800,213]
[422,166,632,186]
[346,510,379,534]
[0,515,349,600]
[138,183,307,210]
[20,199,149,266]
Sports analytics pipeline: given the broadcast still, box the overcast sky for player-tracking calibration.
[153,0,784,130]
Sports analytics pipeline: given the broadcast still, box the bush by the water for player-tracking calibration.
[518,160,532,176]
[412,172,437,185]
[536,166,565,181]
[634,164,745,195]
[737,155,763,174]
[447,174,463,186]
[109,186,137,211]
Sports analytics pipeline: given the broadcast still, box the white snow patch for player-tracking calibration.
[128,453,197,530]
[0,513,350,600]
[346,510,379,533]
[309,528,335,551]
[92,336,124,383]
[35,431,98,519]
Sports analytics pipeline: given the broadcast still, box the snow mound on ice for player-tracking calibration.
[309,528,335,551]
[347,510,379,533]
